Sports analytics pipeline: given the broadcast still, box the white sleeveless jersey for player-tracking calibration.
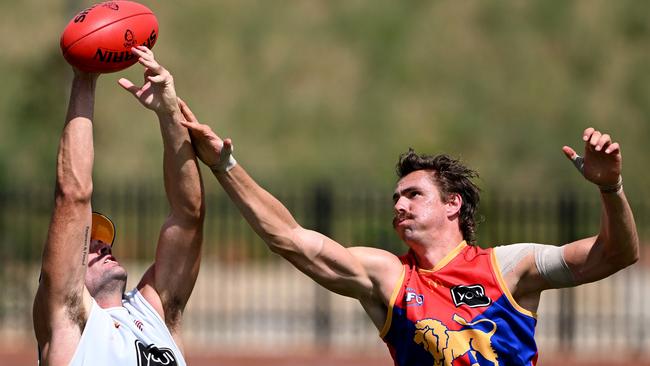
[68,288,186,366]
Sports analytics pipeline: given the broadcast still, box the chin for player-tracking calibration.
[88,268,129,296]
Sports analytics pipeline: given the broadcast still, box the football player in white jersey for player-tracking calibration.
[33,46,204,366]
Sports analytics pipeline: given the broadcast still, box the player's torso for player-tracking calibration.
[68,289,185,366]
[381,241,538,366]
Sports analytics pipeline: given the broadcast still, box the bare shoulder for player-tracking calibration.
[348,246,402,270]
[348,246,404,329]
[348,247,403,297]
[33,285,93,365]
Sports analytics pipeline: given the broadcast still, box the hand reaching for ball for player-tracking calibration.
[117,46,179,116]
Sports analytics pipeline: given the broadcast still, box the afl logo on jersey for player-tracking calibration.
[135,340,178,366]
[451,284,491,308]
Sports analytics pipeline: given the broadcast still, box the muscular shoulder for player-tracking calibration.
[348,247,403,329]
[348,247,403,298]
[348,247,402,275]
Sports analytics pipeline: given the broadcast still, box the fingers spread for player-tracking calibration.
[117,78,139,95]
[132,46,164,75]
[147,74,167,84]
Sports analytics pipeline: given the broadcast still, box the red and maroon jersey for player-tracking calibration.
[381,241,538,366]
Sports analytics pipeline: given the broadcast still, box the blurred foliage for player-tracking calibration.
[1,0,650,198]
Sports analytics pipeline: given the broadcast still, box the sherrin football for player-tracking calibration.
[60,1,158,73]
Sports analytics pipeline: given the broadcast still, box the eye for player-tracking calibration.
[409,191,421,198]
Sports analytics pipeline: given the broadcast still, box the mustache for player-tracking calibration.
[392,212,413,227]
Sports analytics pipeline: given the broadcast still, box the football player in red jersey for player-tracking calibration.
[183,118,638,365]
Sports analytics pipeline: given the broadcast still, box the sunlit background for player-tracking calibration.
[1,1,649,365]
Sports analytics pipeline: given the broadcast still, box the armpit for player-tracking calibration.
[65,292,87,332]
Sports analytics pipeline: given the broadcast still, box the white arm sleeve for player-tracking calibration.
[495,243,576,288]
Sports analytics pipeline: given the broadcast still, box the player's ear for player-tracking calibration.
[445,193,462,218]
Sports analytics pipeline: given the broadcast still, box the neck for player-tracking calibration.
[90,281,125,308]
[94,291,124,308]
[407,232,465,270]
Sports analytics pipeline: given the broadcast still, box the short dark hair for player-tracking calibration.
[396,149,481,245]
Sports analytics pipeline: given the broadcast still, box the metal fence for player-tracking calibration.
[1,184,648,359]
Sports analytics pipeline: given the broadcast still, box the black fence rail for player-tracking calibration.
[1,184,648,357]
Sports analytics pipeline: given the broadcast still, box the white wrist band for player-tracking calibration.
[210,155,237,173]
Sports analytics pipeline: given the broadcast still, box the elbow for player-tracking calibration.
[175,191,205,225]
[264,230,301,257]
[184,181,205,221]
[625,236,641,267]
[55,179,93,205]
[182,199,205,225]
[266,236,296,256]
[627,245,640,267]
[611,242,640,270]
[265,227,320,261]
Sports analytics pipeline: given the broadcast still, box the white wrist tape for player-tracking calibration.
[210,155,237,173]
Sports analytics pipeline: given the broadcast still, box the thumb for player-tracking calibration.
[118,78,139,96]
[562,146,577,160]
[223,138,234,155]
[563,145,585,175]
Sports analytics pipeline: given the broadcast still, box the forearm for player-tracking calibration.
[57,75,96,199]
[42,75,96,296]
[215,165,301,249]
[147,111,204,320]
[158,111,204,221]
[598,189,639,267]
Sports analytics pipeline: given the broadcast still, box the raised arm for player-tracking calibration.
[33,71,97,363]
[559,127,639,284]
[180,119,402,328]
[514,128,639,300]
[118,46,204,335]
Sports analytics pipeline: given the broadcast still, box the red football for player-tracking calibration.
[60,1,158,73]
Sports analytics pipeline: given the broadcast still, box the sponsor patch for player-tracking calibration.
[135,340,178,366]
[450,284,491,308]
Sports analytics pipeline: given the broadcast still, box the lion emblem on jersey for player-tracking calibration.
[413,314,499,366]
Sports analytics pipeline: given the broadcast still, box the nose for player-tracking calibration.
[99,245,111,257]
[393,195,407,214]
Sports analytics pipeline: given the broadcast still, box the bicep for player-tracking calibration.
[277,228,378,299]
[512,237,616,294]
[563,235,622,285]
[36,206,93,334]
[139,216,203,322]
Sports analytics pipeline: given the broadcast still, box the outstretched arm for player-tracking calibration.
[33,71,98,363]
[516,128,639,298]
[119,46,204,337]
[559,127,639,284]
[180,119,402,328]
